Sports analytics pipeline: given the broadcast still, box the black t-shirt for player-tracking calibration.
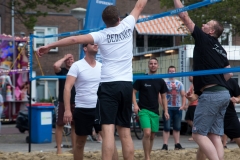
[225,78,240,118]
[192,26,229,93]
[56,68,76,103]
[133,78,168,115]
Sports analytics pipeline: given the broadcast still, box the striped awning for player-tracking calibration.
[135,15,190,35]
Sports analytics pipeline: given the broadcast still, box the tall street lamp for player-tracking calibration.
[70,7,86,58]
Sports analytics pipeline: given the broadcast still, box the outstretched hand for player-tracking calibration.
[36,46,51,57]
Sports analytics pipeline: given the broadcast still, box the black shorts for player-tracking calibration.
[185,105,196,121]
[73,108,101,136]
[224,107,240,139]
[96,81,132,128]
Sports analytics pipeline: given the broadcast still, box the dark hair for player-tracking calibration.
[212,20,224,38]
[102,5,120,27]
[148,57,158,63]
[168,65,176,72]
[83,44,88,47]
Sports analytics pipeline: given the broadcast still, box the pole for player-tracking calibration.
[28,34,33,152]
[11,0,14,36]
[79,19,81,59]
[11,0,16,122]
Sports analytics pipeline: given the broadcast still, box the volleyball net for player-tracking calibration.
[29,0,240,93]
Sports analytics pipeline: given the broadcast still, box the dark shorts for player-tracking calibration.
[96,81,132,128]
[73,108,101,136]
[56,102,75,126]
[185,105,196,121]
[224,107,240,139]
[162,107,182,131]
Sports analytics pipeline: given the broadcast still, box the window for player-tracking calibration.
[36,79,58,101]
[33,27,58,52]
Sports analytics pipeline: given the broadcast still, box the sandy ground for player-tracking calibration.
[1,148,240,160]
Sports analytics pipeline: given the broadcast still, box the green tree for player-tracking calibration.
[1,0,76,30]
[159,0,240,43]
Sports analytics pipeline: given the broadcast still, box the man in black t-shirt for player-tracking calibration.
[223,78,240,148]
[133,58,169,160]
[174,0,233,159]
[53,54,76,154]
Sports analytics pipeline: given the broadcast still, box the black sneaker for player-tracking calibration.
[161,144,168,150]
[175,143,185,150]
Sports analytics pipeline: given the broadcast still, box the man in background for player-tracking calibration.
[162,66,186,150]
[133,57,169,159]
[53,54,76,154]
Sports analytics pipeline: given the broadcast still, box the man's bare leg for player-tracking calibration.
[163,131,170,145]
[99,130,119,160]
[208,133,224,160]
[187,120,193,127]
[142,128,155,160]
[101,124,116,160]
[55,125,63,154]
[117,125,134,160]
[234,138,240,148]
[222,134,228,148]
[196,148,206,160]
[173,130,180,144]
[74,135,87,160]
[71,124,76,152]
[192,133,220,160]
[112,140,119,160]
[149,133,155,154]
[187,120,194,140]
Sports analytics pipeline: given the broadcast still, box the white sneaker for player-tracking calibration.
[64,124,71,129]
[87,135,93,141]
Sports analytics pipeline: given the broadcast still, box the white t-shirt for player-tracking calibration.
[67,58,101,108]
[90,15,136,82]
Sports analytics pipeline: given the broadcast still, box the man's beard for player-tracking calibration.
[149,69,157,74]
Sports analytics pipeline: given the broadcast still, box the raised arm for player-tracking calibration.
[173,0,195,33]
[37,34,94,57]
[53,54,73,73]
[130,0,148,21]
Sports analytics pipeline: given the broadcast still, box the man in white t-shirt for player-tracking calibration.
[63,44,117,160]
[37,1,148,159]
